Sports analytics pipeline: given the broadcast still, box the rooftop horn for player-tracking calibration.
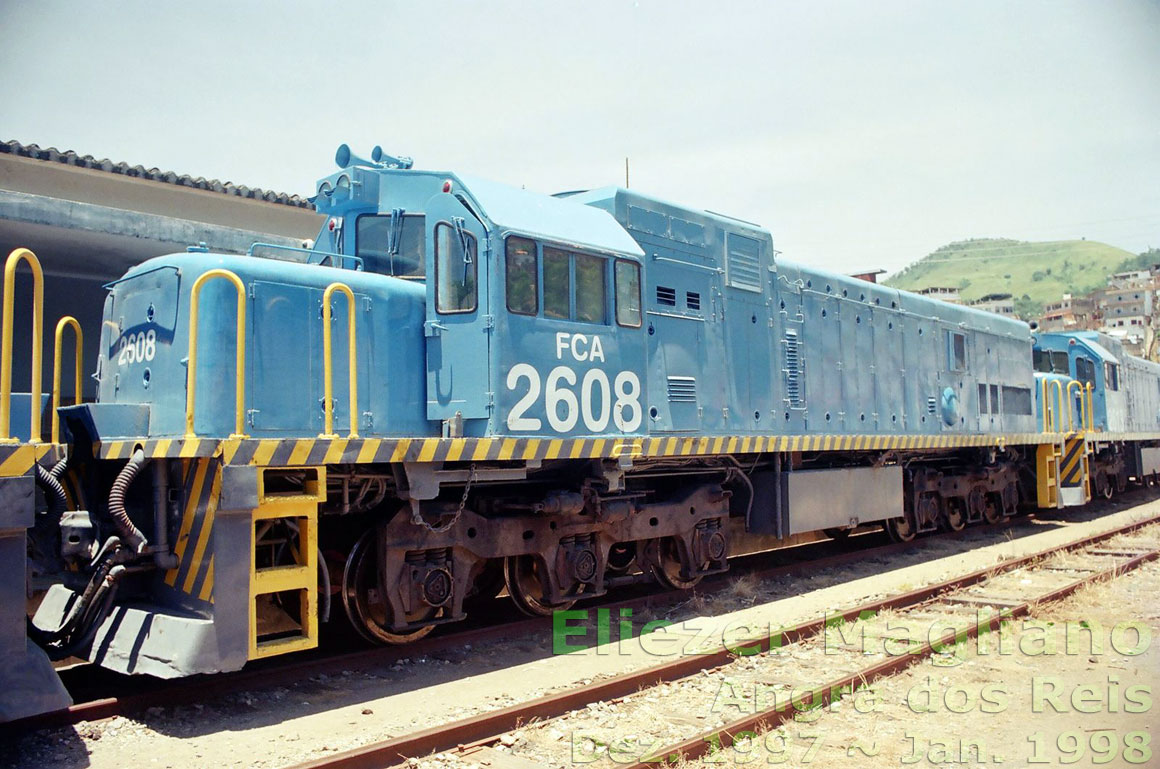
[334,144,378,169]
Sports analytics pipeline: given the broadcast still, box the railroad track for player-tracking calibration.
[282,512,1160,769]
[4,494,1150,740]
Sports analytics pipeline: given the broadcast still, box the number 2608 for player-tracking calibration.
[116,329,157,366]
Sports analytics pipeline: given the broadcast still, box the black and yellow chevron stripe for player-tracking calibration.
[163,458,219,603]
[0,443,61,477]
[92,431,1065,466]
[1059,438,1086,488]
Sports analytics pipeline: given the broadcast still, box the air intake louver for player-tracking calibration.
[656,286,677,306]
[726,233,762,292]
[784,329,803,406]
[686,291,701,310]
[667,376,698,403]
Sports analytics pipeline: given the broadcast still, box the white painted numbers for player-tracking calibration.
[116,329,156,366]
[506,333,642,433]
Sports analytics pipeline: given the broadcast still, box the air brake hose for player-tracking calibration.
[108,449,148,552]
[47,565,127,661]
[48,454,68,479]
[34,462,68,520]
[28,537,121,648]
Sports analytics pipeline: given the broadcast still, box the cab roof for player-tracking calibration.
[457,174,644,259]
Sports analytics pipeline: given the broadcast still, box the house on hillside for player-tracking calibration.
[914,286,962,304]
[968,293,1016,317]
[1039,294,1096,332]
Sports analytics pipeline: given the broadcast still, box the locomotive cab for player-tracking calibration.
[313,146,649,439]
[1034,331,1126,432]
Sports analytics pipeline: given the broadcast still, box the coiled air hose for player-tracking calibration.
[28,552,127,661]
[34,461,68,520]
[48,453,68,479]
[108,449,148,552]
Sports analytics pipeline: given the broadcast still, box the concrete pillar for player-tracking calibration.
[0,472,70,722]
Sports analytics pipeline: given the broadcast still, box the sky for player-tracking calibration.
[1,0,1157,276]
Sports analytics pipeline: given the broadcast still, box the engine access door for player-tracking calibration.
[424,193,491,423]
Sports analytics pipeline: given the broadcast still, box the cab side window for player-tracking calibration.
[949,331,967,371]
[614,259,642,327]
[1075,357,1096,385]
[1105,363,1119,391]
[575,254,607,324]
[506,237,538,315]
[543,247,571,319]
[505,238,617,325]
[434,222,476,314]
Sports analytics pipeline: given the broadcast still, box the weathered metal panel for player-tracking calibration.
[1141,447,1160,476]
[784,465,903,535]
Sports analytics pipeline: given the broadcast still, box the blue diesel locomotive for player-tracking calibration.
[2,145,1158,719]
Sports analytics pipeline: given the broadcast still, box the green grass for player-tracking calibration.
[885,238,1138,318]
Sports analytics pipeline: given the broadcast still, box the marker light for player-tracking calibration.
[442,180,453,193]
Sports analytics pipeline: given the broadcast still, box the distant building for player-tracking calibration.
[968,292,1016,317]
[1091,271,1156,356]
[850,268,886,284]
[915,286,962,304]
[1035,265,1159,359]
[1039,294,1096,332]
[1107,270,1153,289]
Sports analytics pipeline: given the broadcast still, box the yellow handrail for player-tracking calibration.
[1040,378,1052,432]
[185,269,248,439]
[1081,382,1090,433]
[1041,377,1067,433]
[1053,379,1070,432]
[1,248,44,443]
[320,282,358,438]
[52,316,83,444]
[1066,380,1087,433]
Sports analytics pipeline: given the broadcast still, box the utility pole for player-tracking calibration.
[625,157,629,189]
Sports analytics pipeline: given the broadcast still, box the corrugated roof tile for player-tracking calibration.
[1,139,313,209]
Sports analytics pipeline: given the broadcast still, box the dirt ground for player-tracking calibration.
[4,498,1158,769]
[481,526,1159,769]
[691,547,1160,768]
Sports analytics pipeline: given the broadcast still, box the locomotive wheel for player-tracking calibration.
[1095,470,1113,500]
[982,494,1003,524]
[465,559,506,605]
[647,536,702,590]
[943,499,967,532]
[606,542,637,574]
[884,515,916,543]
[504,554,576,616]
[342,530,437,645]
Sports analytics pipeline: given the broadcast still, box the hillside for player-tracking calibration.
[885,238,1138,317]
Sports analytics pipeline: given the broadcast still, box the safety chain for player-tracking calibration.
[411,463,476,533]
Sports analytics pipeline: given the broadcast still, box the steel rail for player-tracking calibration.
[283,513,1160,769]
[626,540,1160,766]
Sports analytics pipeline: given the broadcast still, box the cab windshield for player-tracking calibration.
[356,213,426,278]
